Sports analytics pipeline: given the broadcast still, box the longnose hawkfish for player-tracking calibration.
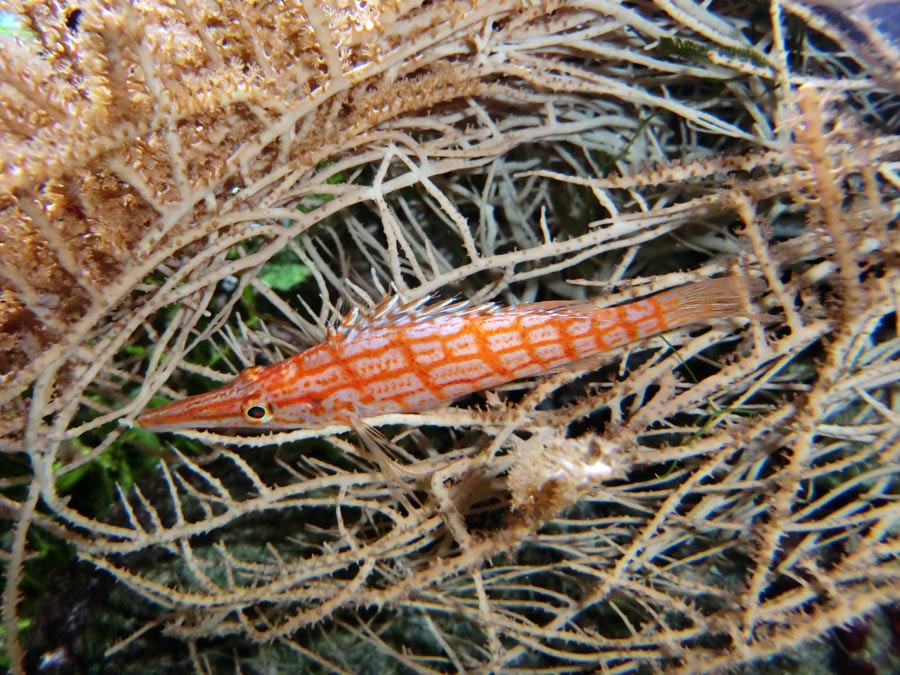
[138,275,760,432]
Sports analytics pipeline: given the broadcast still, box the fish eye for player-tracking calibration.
[243,399,274,422]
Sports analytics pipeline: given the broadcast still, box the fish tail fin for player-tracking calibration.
[655,274,765,328]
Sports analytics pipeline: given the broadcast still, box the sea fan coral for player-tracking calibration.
[0,1,898,673]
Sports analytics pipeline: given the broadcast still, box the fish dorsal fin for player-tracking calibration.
[335,293,612,341]
[336,294,501,340]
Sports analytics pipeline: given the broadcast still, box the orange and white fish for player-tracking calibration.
[138,276,759,432]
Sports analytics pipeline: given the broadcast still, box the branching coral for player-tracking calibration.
[0,1,898,673]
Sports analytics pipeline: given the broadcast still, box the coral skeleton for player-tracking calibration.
[0,1,897,673]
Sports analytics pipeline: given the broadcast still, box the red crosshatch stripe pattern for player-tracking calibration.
[137,276,756,432]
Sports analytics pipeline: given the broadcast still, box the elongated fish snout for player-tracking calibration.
[137,389,245,432]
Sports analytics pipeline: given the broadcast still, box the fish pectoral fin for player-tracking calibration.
[344,414,422,512]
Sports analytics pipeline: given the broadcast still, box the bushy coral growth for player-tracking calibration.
[0,1,897,673]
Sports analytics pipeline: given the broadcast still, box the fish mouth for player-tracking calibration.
[136,390,241,432]
[136,403,199,432]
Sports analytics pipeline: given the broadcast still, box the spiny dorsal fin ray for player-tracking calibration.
[335,292,623,341]
[336,294,498,339]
